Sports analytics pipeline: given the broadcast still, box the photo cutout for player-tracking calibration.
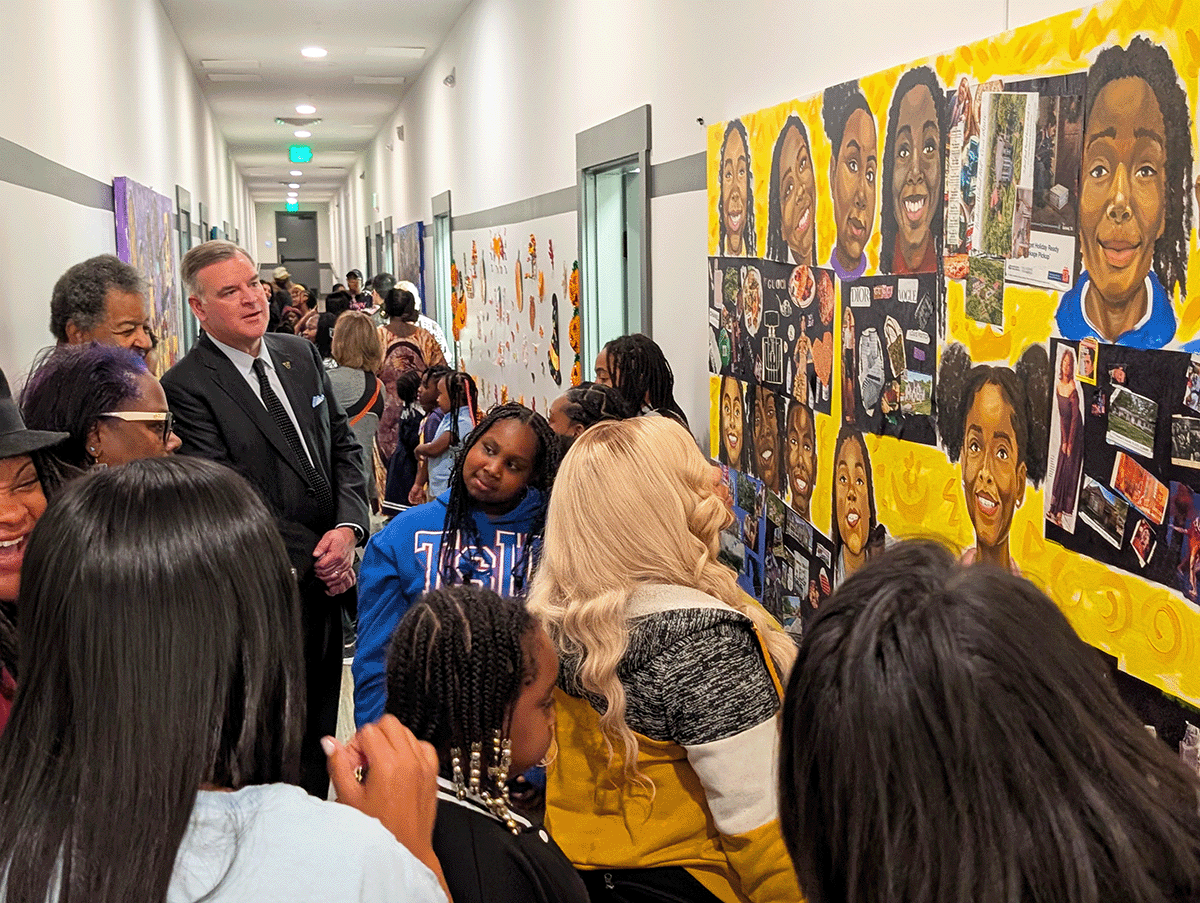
[1045,341,1086,533]
[881,66,947,275]
[1003,74,1085,291]
[1056,37,1193,349]
[772,259,834,413]
[719,119,756,257]
[944,79,1003,262]
[823,79,877,283]
[936,343,1050,574]
[767,113,819,266]
[841,273,939,444]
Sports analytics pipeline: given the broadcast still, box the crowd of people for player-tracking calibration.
[0,241,1198,902]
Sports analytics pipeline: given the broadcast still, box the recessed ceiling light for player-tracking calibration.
[288,183,300,189]
[301,46,327,59]
[288,193,298,199]
[294,129,311,138]
[290,170,303,176]
[295,103,316,115]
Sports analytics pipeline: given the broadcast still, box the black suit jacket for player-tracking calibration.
[162,331,369,580]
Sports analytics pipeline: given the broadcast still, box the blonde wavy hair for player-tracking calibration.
[527,416,796,776]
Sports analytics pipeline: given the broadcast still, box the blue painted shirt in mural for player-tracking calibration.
[1055,270,1176,350]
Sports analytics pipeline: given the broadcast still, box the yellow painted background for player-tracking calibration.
[708,0,1200,705]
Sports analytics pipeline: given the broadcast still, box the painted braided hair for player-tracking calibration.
[822,79,873,168]
[766,114,818,264]
[385,585,535,791]
[437,403,562,590]
[935,343,1051,484]
[880,66,949,275]
[602,334,688,426]
[1086,36,1193,299]
[719,118,756,256]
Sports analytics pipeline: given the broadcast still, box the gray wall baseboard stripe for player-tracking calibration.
[650,151,705,198]
[452,185,576,232]
[0,137,114,211]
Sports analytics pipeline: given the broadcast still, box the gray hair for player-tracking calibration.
[49,255,147,342]
[397,280,422,310]
[181,240,256,299]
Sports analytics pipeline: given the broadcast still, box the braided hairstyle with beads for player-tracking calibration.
[602,334,689,426]
[385,585,535,792]
[437,403,562,590]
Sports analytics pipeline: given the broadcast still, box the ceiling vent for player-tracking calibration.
[396,125,404,141]
[276,117,323,127]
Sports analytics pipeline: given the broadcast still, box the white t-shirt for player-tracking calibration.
[168,783,445,903]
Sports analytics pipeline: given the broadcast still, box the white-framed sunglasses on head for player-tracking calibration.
[99,411,175,444]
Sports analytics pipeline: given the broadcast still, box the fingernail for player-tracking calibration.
[320,736,336,757]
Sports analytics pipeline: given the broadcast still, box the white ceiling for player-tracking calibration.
[159,0,472,203]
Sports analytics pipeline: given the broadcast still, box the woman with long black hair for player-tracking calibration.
[0,457,448,902]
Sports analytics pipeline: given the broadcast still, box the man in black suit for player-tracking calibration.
[162,240,368,796]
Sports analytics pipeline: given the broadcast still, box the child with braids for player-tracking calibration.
[546,381,635,453]
[594,333,689,426]
[418,370,479,500]
[355,403,562,727]
[386,586,590,903]
[935,343,1051,574]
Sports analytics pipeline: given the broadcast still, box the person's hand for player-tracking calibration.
[314,526,357,595]
[408,484,426,506]
[324,717,447,894]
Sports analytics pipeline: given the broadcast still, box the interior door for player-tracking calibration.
[276,211,320,291]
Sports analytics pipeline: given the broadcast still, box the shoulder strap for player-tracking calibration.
[348,374,382,426]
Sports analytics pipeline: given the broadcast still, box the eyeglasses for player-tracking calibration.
[99,411,175,444]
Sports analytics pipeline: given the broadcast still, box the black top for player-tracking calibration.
[433,783,590,903]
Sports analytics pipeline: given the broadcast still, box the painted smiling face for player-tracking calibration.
[831,107,878,272]
[722,126,750,255]
[891,84,942,269]
[787,402,816,518]
[752,386,781,492]
[835,434,870,555]
[779,124,817,262]
[962,381,1025,554]
[1079,76,1166,325]
[720,377,744,465]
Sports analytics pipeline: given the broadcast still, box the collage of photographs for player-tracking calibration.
[708,0,1200,759]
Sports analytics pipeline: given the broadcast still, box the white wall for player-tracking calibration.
[334,0,1089,444]
[0,0,255,382]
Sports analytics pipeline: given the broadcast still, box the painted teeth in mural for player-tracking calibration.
[706,0,1200,754]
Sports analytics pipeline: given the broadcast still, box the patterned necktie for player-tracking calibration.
[252,357,335,521]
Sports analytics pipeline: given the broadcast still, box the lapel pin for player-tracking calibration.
[282,360,292,369]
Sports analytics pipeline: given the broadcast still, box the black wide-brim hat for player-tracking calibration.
[0,367,68,459]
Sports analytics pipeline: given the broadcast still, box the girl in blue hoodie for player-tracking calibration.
[354,403,561,726]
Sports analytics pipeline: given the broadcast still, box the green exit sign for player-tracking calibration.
[285,201,299,212]
[288,145,313,163]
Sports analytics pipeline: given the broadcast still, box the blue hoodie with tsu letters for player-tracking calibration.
[353,488,544,727]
